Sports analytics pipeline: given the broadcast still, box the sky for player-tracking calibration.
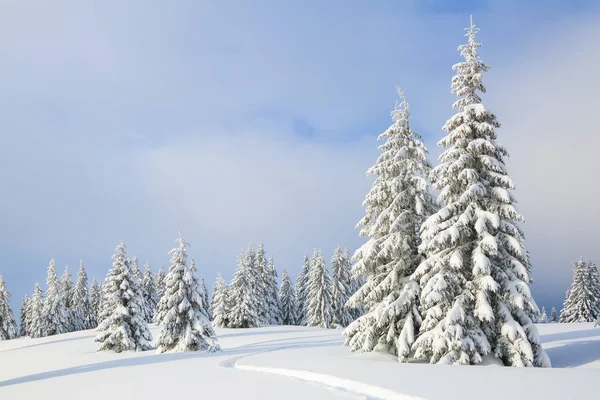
[1,0,599,315]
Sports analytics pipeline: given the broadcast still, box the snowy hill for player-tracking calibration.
[0,323,598,399]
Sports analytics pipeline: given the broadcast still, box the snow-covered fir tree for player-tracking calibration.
[306,250,333,328]
[142,262,158,323]
[154,266,166,303]
[27,283,45,338]
[61,266,75,332]
[265,257,281,325]
[255,242,269,325]
[95,242,152,352]
[279,269,298,325]
[331,245,353,328]
[560,258,600,323]
[295,254,311,325]
[347,249,365,321]
[0,276,17,340]
[210,274,231,328]
[539,307,548,323]
[97,281,113,326]
[19,295,30,337]
[228,247,260,328]
[72,260,94,330]
[200,277,211,320]
[344,89,435,361]
[550,307,558,323]
[412,18,549,367]
[42,259,69,336]
[89,278,101,326]
[155,235,220,353]
[131,256,149,322]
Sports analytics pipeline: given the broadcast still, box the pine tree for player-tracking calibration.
[97,281,113,326]
[279,270,298,325]
[95,242,152,352]
[228,247,260,328]
[295,254,311,325]
[347,249,365,321]
[142,262,158,323]
[306,250,333,328]
[412,18,549,367]
[0,276,17,340]
[155,235,220,353]
[211,274,231,328]
[265,257,281,324]
[200,277,211,320]
[344,89,435,361]
[61,266,75,332]
[131,256,149,322]
[331,245,353,328]
[560,258,600,323]
[19,295,30,337]
[42,259,69,336]
[27,283,45,338]
[254,242,269,325]
[154,267,166,302]
[550,307,558,323]
[72,260,94,330]
[89,278,101,327]
[539,307,548,323]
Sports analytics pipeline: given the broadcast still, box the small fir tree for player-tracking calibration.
[279,270,298,325]
[142,262,158,323]
[228,247,260,328]
[72,260,94,330]
[42,259,69,336]
[131,256,149,322]
[200,277,211,320]
[295,254,311,325]
[154,267,166,303]
[61,266,75,332]
[19,295,30,337]
[254,242,269,325]
[331,245,353,328]
[265,257,281,325]
[0,276,17,340]
[560,258,600,323]
[89,278,101,327]
[211,274,231,328]
[95,242,152,352]
[539,307,548,323]
[550,307,558,323]
[27,283,45,338]
[306,250,334,328]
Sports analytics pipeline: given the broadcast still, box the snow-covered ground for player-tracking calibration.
[0,323,598,399]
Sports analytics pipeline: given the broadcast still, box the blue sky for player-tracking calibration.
[1,0,599,315]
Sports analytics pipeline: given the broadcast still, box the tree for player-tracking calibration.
[19,295,30,337]
[560,258,600,323]
[96,281,113,326]
[42,259,69,336]
[95,242,152,352]
[0,276,17,340]
[155,235,220,353]
[72,260,94,330]
[211,274,231,328]
[550,307,558,323]
[131,256,149,322]
[306,250,333,328]
[154,267,166,302]
[265,257,281,325]
[344,89,435,361]
[61,266,75,332]
[142,262,159,323]
[255,242,269,325]
[228,247,260,328]
[279,270,298,325]
[412,18,549,367]
[295,254,311,325]
[27,283,45,338]
[539,307,548,323]
[89,278,101,327]
[200,277,211,320]
[347,249,365,321]
[331,245,353,328]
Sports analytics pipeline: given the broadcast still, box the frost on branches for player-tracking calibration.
[228,246,260,328]
[61,266,75,332]
[560,258,600,323]
[265,257,282,325]
[0,276,17,340]
[131,256,149,322]
[155,235,220,353]
[279,269,298,325]
[331,245,353,328]
[26,283,45,338]
[255,242,270,325]
[72,260,95,330]
[306,250,333,328]
[295,254,311,325]
[95,242,152,352]
[42,259,69,336]
[412,18,550,367]
[211,274,231,328]
[19,295,30,337]
[142,262,159,323]
[89,278,101,326]
[344,89,434,361]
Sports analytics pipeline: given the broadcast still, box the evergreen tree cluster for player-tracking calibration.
[560,258,600,323]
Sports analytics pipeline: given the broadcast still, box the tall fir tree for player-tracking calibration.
[344,89,435,361]
[550,307,558,323]
[154,267,166,303]
[331,245,353,328]
[27,284,46,338]
[95,242,152,352]
[412,18,549,367]
[155,235,220,353]
[265,257,281,325]
[72,260,94,330]
[142,262,159,323]
[306,250,333,328]
[255,242,269,325]
[560,258,600,323]
[211,274,231,328]
[0,276,17,340]
[19,295,30,337]
[295,254,311,325]
[42,259,69,336]
[228,247,260,328]
[89,278,101,327]
[61,266,75,332]
[200,277,211,320]
[279,270,298,325]
[131,256,149,322]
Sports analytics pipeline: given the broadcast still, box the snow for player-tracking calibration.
[0,322,598,399]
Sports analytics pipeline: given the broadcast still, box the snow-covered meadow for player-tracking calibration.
[0,322,598,400]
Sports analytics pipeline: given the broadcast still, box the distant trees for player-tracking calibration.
[279,270,298,325]
[551,307,558,323]
[0,276,17,340]
[211,274,231,328]
[560,258,600,323]
[306,250,333,328]
[42,260,69,336]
